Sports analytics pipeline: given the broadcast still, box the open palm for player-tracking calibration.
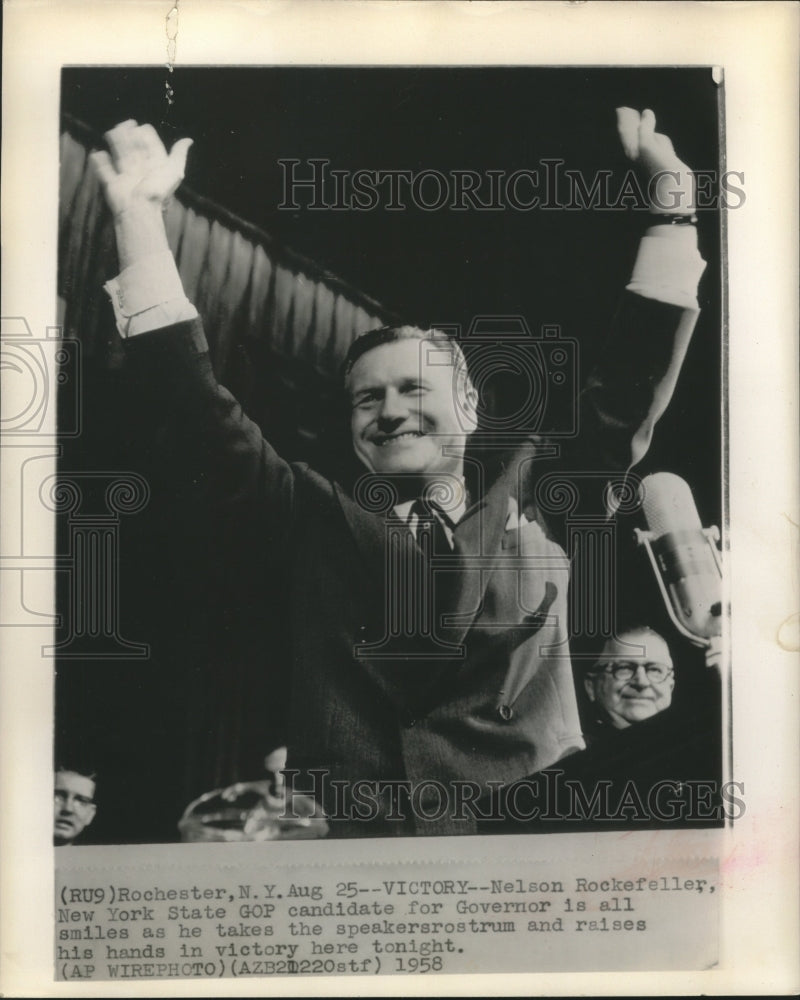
[90,120,193,217]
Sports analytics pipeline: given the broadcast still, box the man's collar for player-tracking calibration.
[393,477,468,526]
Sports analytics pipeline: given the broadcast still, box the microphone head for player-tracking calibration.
[641,472,703,538]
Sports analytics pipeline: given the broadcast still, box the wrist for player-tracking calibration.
[646,167,696,216]
[113,202,170,270]
[627,228,706,309]
[646,212,698,226]
[104,250,195,337]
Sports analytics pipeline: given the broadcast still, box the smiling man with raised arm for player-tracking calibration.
[91,107,705,837]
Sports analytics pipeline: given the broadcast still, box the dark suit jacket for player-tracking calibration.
[477,692,724,834]
[122,290,699,837]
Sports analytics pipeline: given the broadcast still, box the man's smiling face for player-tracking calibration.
[348,337,477,478]
[584,628,675,729]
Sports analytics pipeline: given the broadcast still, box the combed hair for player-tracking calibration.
[55,763,98,783]
[342,325,471,385]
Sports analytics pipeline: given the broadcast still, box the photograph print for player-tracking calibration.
[53,65,727,846]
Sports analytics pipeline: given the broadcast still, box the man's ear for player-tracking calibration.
[583,675,597,703]
[460,378,479,435]
[85,803,97,826]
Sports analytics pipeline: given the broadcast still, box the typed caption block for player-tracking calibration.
[56,844,717,981]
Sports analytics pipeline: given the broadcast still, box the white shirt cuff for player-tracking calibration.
[104,251,198,338]
[626,228,706,311]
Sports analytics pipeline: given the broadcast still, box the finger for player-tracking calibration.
[282,816,312,828]
[290,796,316,818]
[652,132,677,159]
[615,107,641,160]
[104,119,138,139]
[89,150,117,188]
[262,791,286,810]
[152,138,193,200]
[168,137,193,179]
[639,108,657,144]
[104,120,140,162]
[220,782,243,801]
[133,123,168,161]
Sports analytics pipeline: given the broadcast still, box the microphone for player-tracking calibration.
[634,472,722,647]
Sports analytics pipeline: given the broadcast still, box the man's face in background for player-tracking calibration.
[54,770,96,845]
[584,628,675,729]
[348,337,478,479]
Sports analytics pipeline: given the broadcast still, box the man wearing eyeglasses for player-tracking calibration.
[583,627,675,731]
[479,625,724,831]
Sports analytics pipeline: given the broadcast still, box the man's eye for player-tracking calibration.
[354,395,376,409]
[403,384,425,395]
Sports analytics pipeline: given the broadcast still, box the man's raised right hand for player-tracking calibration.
[90,120,193,220]
[89,120,194,270]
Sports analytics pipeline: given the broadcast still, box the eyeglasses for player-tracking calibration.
[595,661,673,683]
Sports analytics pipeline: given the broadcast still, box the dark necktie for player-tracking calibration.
[408,498,454,554]
[406,499,461,691]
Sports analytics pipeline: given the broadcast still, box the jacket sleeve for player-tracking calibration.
[564,290,700,475]
[121,316,297,567]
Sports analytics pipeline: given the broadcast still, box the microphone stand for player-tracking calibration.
[635,523,730,824]
[634,524,723,666]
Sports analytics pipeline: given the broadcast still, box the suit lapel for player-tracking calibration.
[333,480,387,581]
[333,481,453,711]
[333,469,518,715]
[446,465,515,637]
[408,470,516,714]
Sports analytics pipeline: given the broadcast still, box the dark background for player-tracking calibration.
[56,67,724,843]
